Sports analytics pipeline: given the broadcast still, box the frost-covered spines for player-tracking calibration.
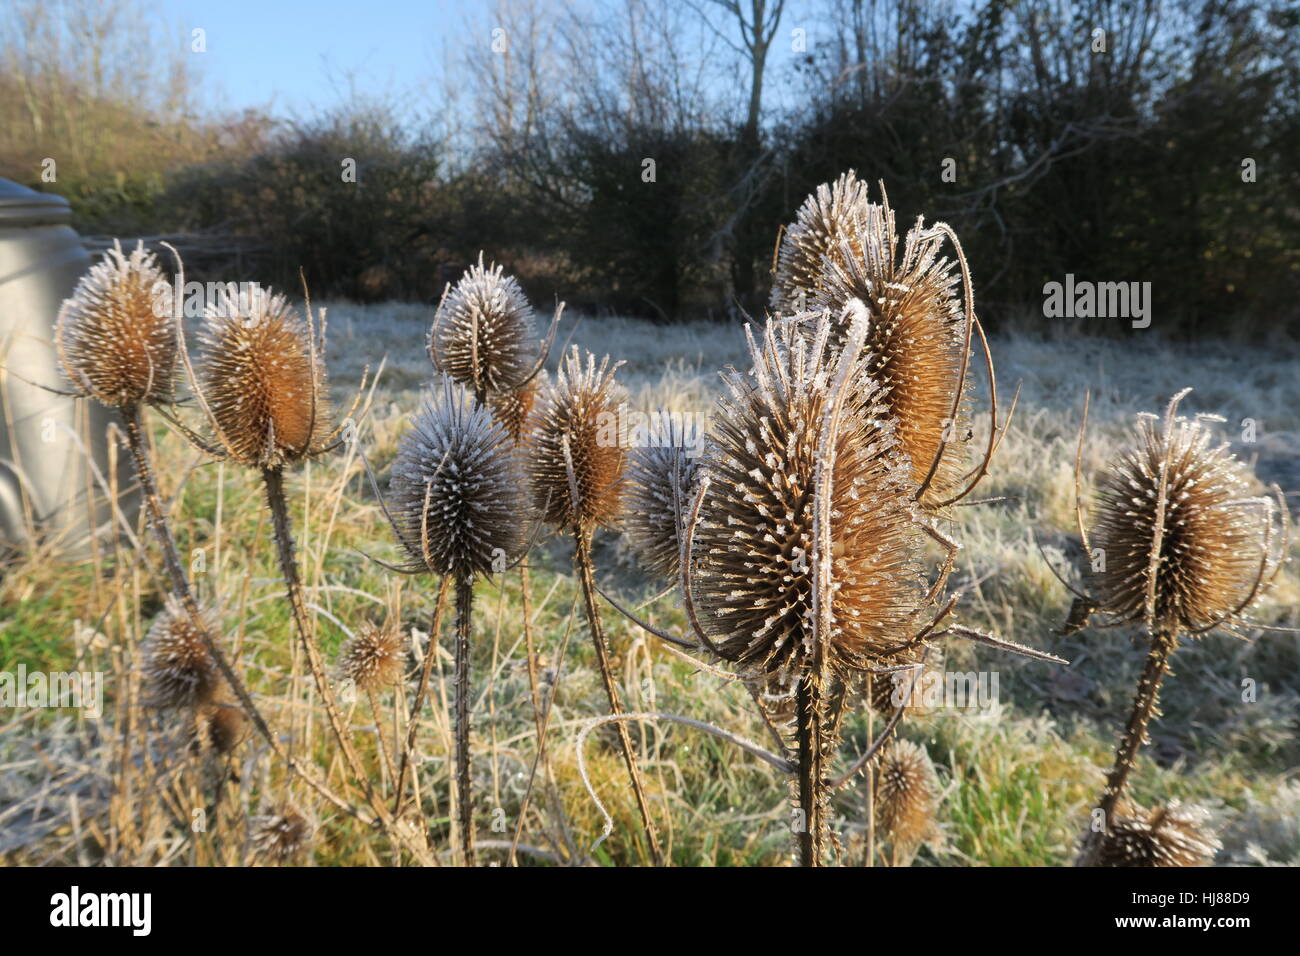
[622,417,700,580]
[429,254,537,396]
[770,171,873,316]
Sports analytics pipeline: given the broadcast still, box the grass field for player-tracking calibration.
[2,306,1297,866]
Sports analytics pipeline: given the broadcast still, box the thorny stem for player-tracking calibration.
[794,673,827,867]
[573,529,665,866]
[453,576,476,866]
[365,686,397,790]
[1098,629,1179,825]
[261,466,409,847]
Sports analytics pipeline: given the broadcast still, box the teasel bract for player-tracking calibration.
[1077,802,1220,868]
[527,346,665,864]
[385,380,526,864]
[1065,389,1287,861]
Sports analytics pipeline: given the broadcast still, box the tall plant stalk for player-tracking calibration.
[452,577,477,865]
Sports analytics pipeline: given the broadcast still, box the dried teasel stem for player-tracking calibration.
[394,576,451,816]
[453,576,476,865]
[1098,629,1178,825]
[573,530,665,866]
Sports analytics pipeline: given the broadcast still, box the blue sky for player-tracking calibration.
[156,0,468,118]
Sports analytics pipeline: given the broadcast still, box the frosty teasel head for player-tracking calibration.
[1077,802,1220,867]
[387,380,527,579]
[770,170,873,316]
[196,287,335,468]
[874,739,941,855]
[1083,389,1286,636]
[56,240,177,408]
[429,253,539,397]
[141,598,220,709]
[528,347,629,532]
[809,193,974,504]
[250,807,314,864]
[689,303,928,686]
[487,375,543,444]
[621,416,701,580]
[335,620,407,692]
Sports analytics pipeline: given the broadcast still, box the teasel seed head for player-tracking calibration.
[388,380,526,579]
[1087,392,1281,635]
[141,598,218,709]
[336,621,407,692]
[197,288,333,468]
[691,307,928,687]
[488,375,542,444]
[874,739,940,853]
[1078,802,1220,867]
[250,807,313,864]
[528,347,628,533]
[429,254,537,396]
[867,647,943,718]
[811,193,972,503]
[770,171,872,315]
[621,415,700,580]
[56,240,176,407]
[192,697,249,755]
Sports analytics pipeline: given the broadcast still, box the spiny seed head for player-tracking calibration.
[691,308,928,686]
[874,739,940,851]
[56,240,176,407]
[528,347,628,532]
[336,621,407,692]
[622,417,700,580]
[192,698,249,755]
[250,808,313,864]
[868,647,943,718]
[429,254,536,395]
[389,380,526,579]
[488,376,542,444]
[1078,803,1220,867]
[1089,394,1278,634]
[199,289,332,468]
[771,171,872,315]
[811,193,971,503]
[141,598,218,709]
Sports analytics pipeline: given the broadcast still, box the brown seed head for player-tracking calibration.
[56,240,176,407]
[389,381,526,579]
[141,598,218,708]
[192,697,249,755]
[691,308,928,686]
[250,808,313,864]
[336,621,407,692]
[621,415,700,580]
[770,171,872,315]
[429,254,537,395]
[488,376,542,444]
[1078,802,1220,867]
[1089,393,1278,634]
[867,647,943,718]
[528,347,628,532]
[198,288,332,468]
[874,739,940,851]
[811,193,971,502]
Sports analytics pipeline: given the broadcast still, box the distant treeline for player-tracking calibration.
[3,0,1298,336]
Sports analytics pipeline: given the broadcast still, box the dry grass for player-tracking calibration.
[2,306,1296,866]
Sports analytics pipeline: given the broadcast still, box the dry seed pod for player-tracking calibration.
[811,195,971,502]
[528,347,627,532]
[335,621,407,692]
[1077,802,1220,867]
[770,171,872,315]
[691,308,927,687]
[874,739,940,855]
[192,697,249,755]
[1087,394,1280,633]
[250,808,313,864]
[388,381,526,579]
[621,415,700,580]
[56,240,176,407]
[429,254,537,396]
[198,288,332,468]
[141,598,219,709]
